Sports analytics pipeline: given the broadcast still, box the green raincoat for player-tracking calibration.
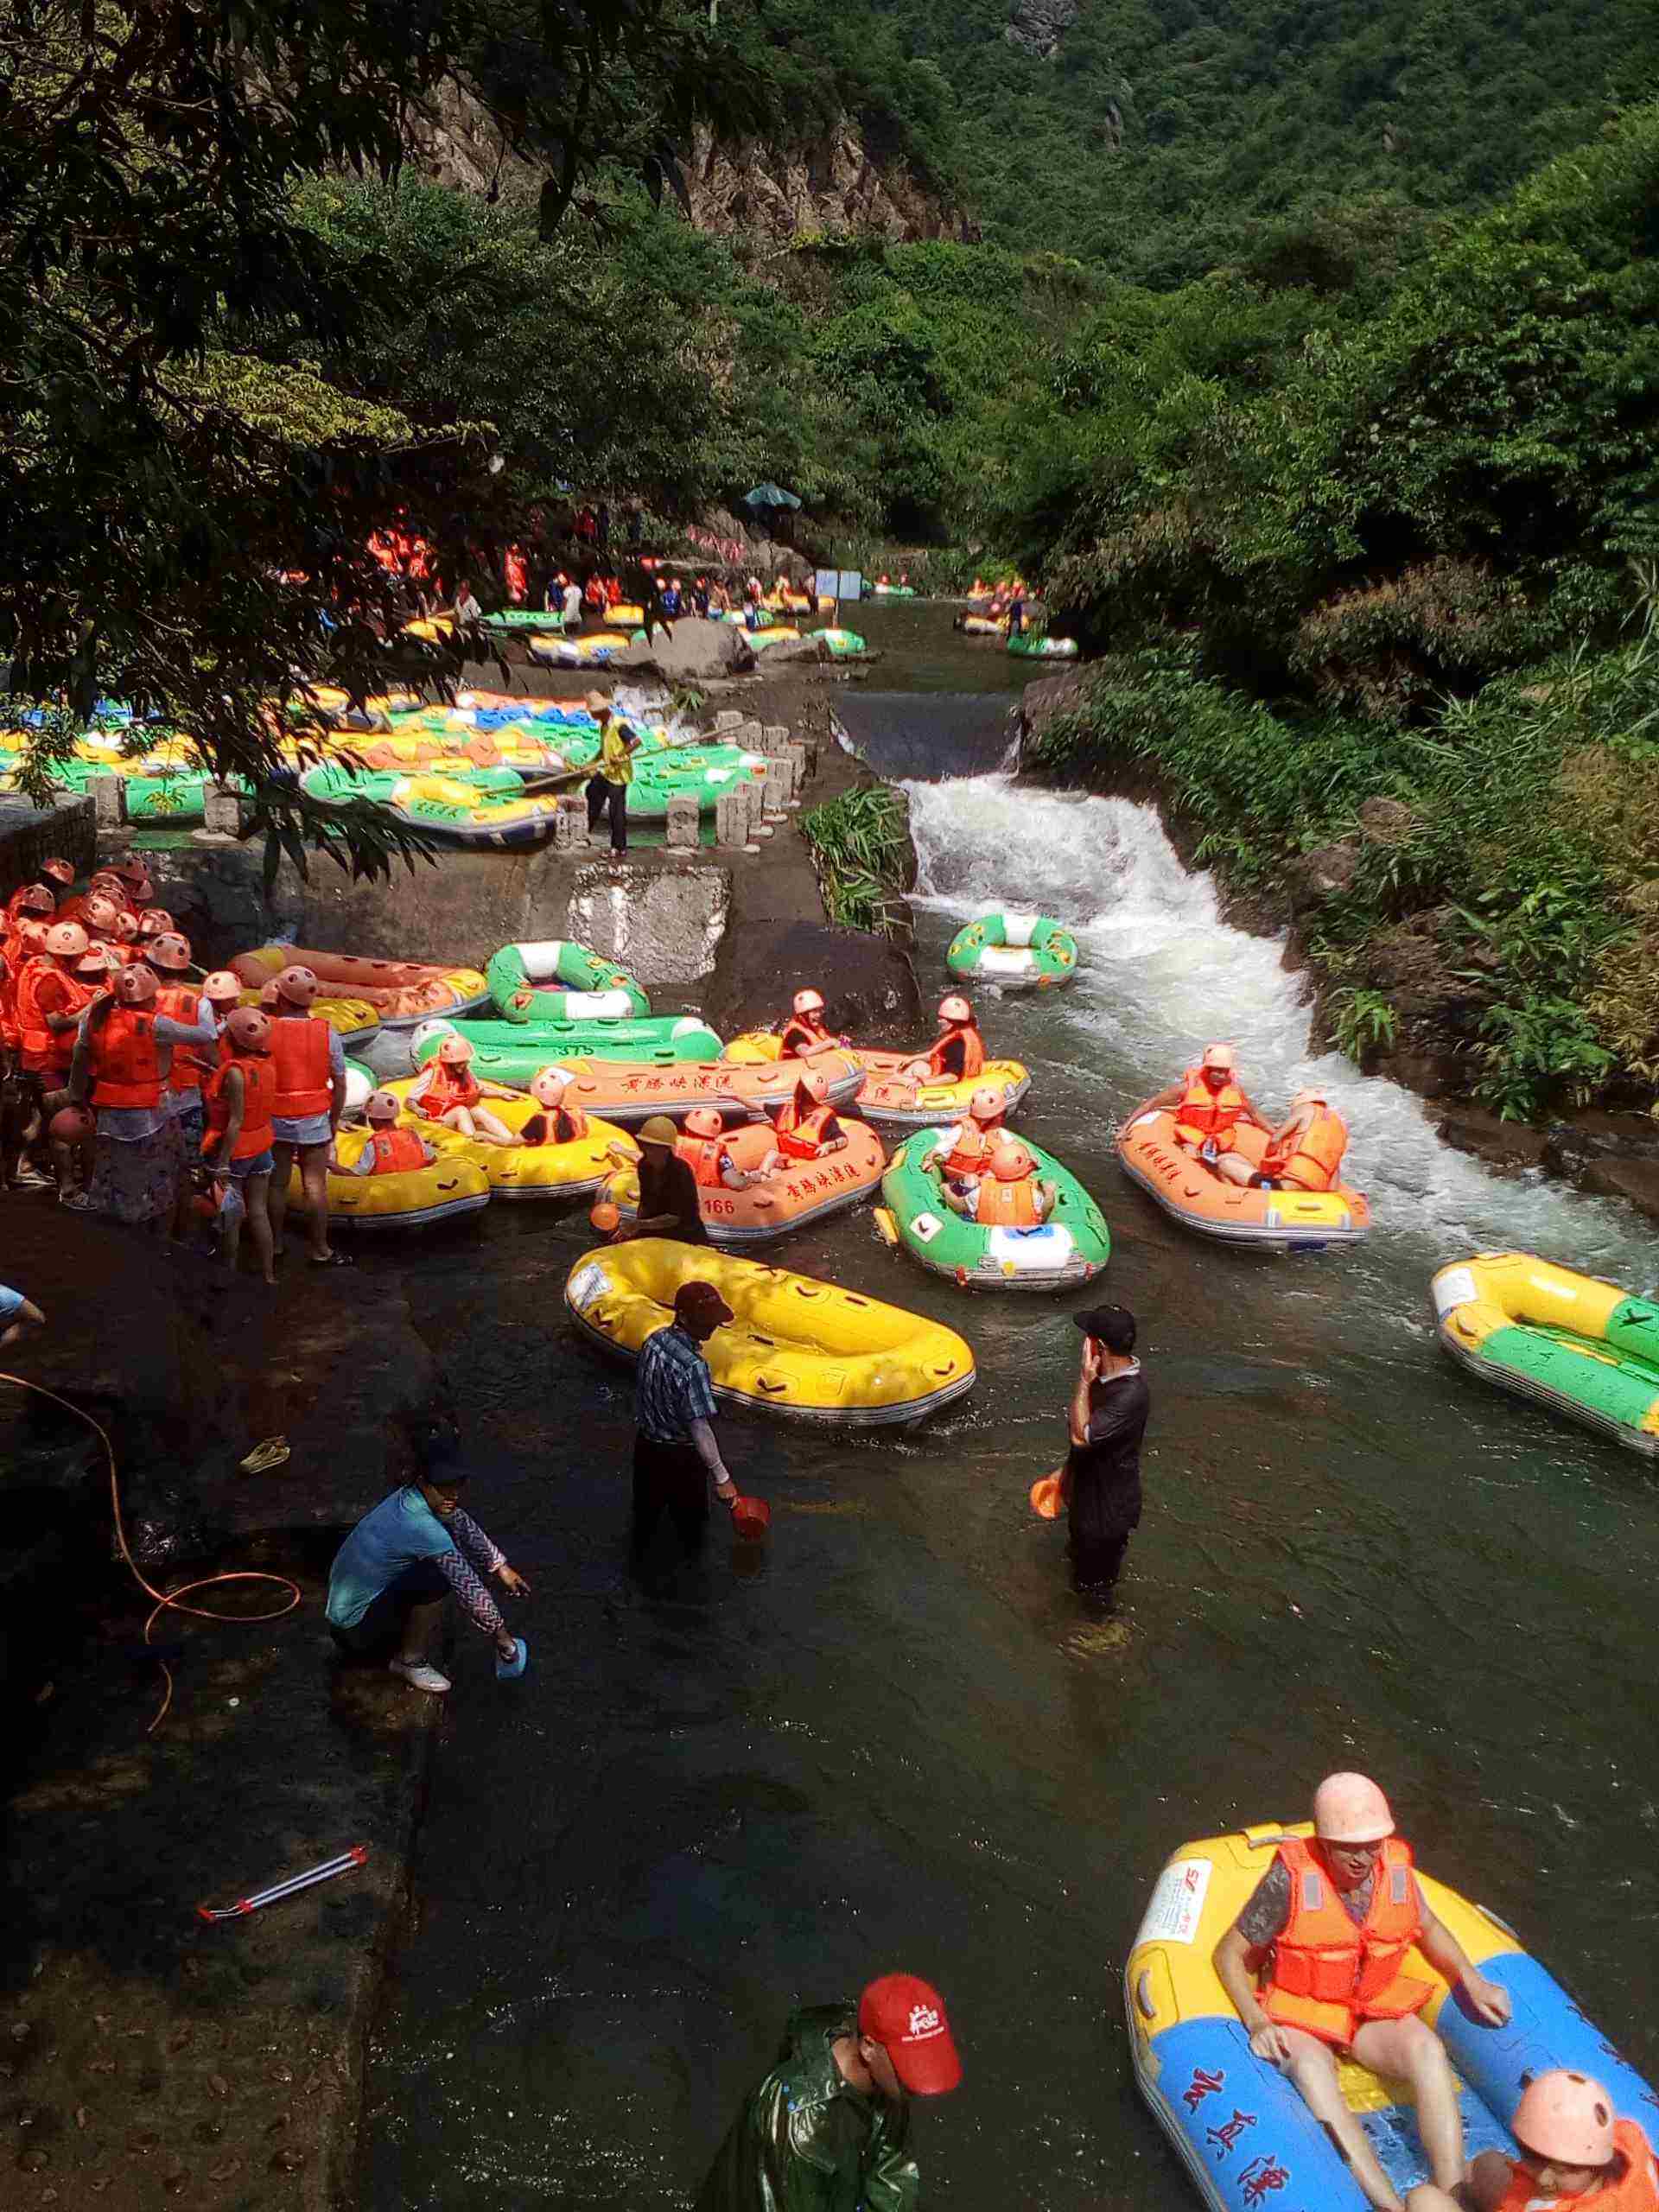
[696,2005,921,2212]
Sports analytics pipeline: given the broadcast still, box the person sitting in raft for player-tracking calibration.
[1406,2070,1659,2212]
[408,1034,522,1147]
[518,1066,588,1147]
[678,1107,769,1192]
[607,1115,708,1245]
[350,1090,436,1176]
[929,1085,1009,1195]
[901,995,987,1085]
[1254,1085,1350,1192]
[943,1137,1056,1227]
[1212,1770,1514,2212]
[1145,1040,1270,1185]
[779,986,847,1062]
[766,1066,848,1166]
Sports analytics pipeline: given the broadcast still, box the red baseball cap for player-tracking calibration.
[858,1974,962,2095]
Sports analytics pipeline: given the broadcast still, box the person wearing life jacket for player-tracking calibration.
[148,932,213,1231]
[1214,1771,1515,2212]
[262,963,350,1268]
[33,856,74,906]
[79,893,130,964]
[779,987,846,1063]
[54,870,122,926]
[348,1090,436,1178]
[200,1005,279,1281]
[902,995,987,1085]
[68,962,216,1231]
[676,1106,768,1194]
[767,1067,848,1165]
[945,1137,1056,1228]
[1147,1041,1270,1187]
[931,1085,1010,1190]
[136,906,177,945]
[518,1065,589,1147]
[408,1034,522,1147]
[200,970,245,1027]
[110,854,155,910]
[10,920,95,1192]
[1407,2071,1659,2212]
[504,543,529,605]
[1255,1086,1350,1192]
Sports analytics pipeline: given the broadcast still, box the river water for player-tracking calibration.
[359,613,1659,2209]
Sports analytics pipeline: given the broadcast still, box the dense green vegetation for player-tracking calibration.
[801,785,914,936]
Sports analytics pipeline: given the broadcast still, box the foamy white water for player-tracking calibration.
[903,772,1653,1281]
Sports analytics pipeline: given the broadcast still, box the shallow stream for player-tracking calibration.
[359,611,1659,2209]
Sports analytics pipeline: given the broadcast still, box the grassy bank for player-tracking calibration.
[800,782,913,936]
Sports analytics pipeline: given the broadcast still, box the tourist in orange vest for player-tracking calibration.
[10,920,97,1192]
[901,995,987,1085]
[1,887,60,1187]
[767,1067,848,1165]
[136,906,177,947]
[348,1090,436,1177]
[79,894,130,963]
[1407,2070,1659,2212]
[944,1138,1056,1227]
[504,543,529,605]
[1146,1040,1270,1187]
[1255,1085,1350,1192]
[264,964,351,1268]
[931,1085,1009,1192]
[779,987,847,1063]
[1213,1772,1514,2212]
[677,1106,769,1192]
[519,1066,589,1147]
[201,1005,279,1282]
[408,1033,521,1146]
[148,931,214,1236]
[68,962,216,1230]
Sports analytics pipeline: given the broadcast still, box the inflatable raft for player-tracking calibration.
[486,942,649,1024]
[410,1014,722,1083]
[1432,1252,1659,1457]
[232,946,489,1030]
[564,1240,976,1426]
[532,1050,866,1128]
[1128,1821,1657,2212]
[482,607,562,632]
[954,613,1007,638]
[748,625,801,651]
[526,630,643,668]
[876,1128,1109,1291]
[626,743,767,817]
[870,583,916,599]
[809,628,866,658]
[946,912,1078,991]
[384,1086,637,1200]
[1117,1102,1370,1250]
[606,1121,887,1247]
[300,763,564,847]
[1007,632,1078,659]
[286,1128,493,1230]
[721,1030,1032,1129]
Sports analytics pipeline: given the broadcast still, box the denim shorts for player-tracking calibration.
[226,1147,274,1181]
[272,1113,332,1147]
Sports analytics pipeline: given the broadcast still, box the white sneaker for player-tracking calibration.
[389,1657,451,1694]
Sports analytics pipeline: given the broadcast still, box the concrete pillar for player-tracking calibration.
[785,742,809,794]
[200,780,242,837]
[761,724,791,753]
[715,791,748,849]
[714,709,745,732]
[88,774,127,831]
[664,795,700,849]
[761,764,791,822]
[553,794,587,849]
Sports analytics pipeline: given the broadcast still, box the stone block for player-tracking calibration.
[761,767,791,820]
[553,795,587,850]
[715,790,748,849]
[761,725,791,753]
[713,709,746,731]
[201,780,243,837]
[784,742,809,792]
[88,773,127,830]
[664,795,701,849]
[731,719,764,750]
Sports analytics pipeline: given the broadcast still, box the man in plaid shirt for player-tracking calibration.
[633,1279,742,1557]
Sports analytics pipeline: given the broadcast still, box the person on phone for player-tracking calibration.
[1056,1304,1149,1595]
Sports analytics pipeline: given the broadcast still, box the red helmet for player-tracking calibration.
[44,921,88,960]
[114,962,159,1005]
[437,1034,474,1065]
[1313,1771,1394,1846]
[111,854,150,887]
[796,1066,830,1103]
[275,963,319,1007]
[201,969,243,1004]
[111,910,138,940]
[365,1088,402,1123]
[147,931,193,971]
[224,1006,271,1052]
[938,995,973,1025]
[792,988,825,1016]
[75,946,114,979]
[15,883,54,916]
[137,908,175,936]
[87,870,124,895]
[49,1103,97,1143]
[39,857,74,888]
[126,876,156,907]
[1511,2072,1617,2170]
[684,1107,723,1138]
[82,895,121,933]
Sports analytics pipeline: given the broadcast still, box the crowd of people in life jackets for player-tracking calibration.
[1148,1038,1351,1192]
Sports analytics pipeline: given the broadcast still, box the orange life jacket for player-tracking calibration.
[1262,1108,1348,1192]
[155,982,209,1093]
[1260,1835,1430,2047]
[528,1103,588,1146]
[677,1135,729,1188]
[19,961,98,1072]
[416,1059,480,1116]
[781,1017,832,1058]
[89,1005,163,1111]
[270,1014,334,1118]
[975,1171,1040,1227]
[1173,1068,1247,1152]
[927,1025,985,1082]
[774,1100,836,1160]
[203,1053,276,1160]
[1492,2121,1659,2212]
[367,1126,429,1175]
[941,1121,990,1178]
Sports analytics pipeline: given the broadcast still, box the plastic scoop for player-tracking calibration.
[729,1495,771,1540]
[1028,1472,1064,1520]
[589,1198,620,1232]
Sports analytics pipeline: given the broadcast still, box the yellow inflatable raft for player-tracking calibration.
[383,1083,638,1200]
[564,1240,976,1426]
[604,1121,887,1247]
[284,1127,492,1230]
[237,988,381,1047]
[722,1031,1030,1128]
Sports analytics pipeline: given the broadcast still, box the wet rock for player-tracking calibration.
[1541,1114,1659,1184]
[1436,1105,1548,1173]
[704,918,920,1043]
[615,616,755,682]
[1016,670,1094,757]
[1579,1159,1659,1220]
[1357,796,1419,844]
[566,861,731,988]
[1287,838,1361,910]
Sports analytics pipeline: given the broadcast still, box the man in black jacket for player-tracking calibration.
[1059,1304,1150,1595]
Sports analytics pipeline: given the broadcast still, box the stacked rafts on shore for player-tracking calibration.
[232,946,489,1029]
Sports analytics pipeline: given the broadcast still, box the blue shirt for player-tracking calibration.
[0,1284,24,1323]
[635,1323,716,1444]
[327,1486,456,1628]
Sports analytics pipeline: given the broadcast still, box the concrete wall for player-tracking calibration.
[0,793,96,897]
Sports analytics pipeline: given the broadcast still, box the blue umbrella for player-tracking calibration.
[741,482,802,512]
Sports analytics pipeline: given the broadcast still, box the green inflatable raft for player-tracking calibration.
[298,762,563,847]
[410,1014,721,1085]
[626,743,767,817]
[876,1128,1110,1292]
[482,608,563,632]
[809,628,867,658]
[1007,632,1078,659]
[945,912,1079,991]
[486,941,651,1024]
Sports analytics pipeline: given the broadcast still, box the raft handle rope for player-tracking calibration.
[1,1371,302,1735]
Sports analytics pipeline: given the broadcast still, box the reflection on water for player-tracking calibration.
[359,627,1659,2212]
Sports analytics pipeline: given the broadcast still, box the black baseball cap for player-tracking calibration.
[1073,1305,1136,1353]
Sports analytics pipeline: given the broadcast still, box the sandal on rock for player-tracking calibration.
[308,1249,353,1267]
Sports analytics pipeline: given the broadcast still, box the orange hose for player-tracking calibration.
[1,1371,302,1733]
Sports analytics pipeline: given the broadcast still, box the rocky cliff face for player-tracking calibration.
[1006,0,1079,60]
[681,123,977,244]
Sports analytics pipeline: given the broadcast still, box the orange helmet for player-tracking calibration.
[365,1089,402,1123]
[147,932,193,971]
[201,969,243,1004]
[126,876,156,907]
[968,1086,1004,1123]
[114,963,158,1005]
[44,921,88,959]
[1312,1771,1394,1846]
[530,1067,570,1107]
[257,979,283,1008]
[137,908,175,936]
[991,1141,1033,1181]
[15,883,54,916]
[796,1066,830,1103]
[275,963,319,1007]
[938,995,973,1025]
[39,857,74,888]
[224,1006,271,1051]
[82,895,121,933]
[792,988,825,1016]
[684,1107,723,1138]
[437,1034,474,1065]
[1511,2072,1616,2170]
[75,945,114,979]
[87,869,124,894]
[111,854,150,887]
[49,1103,97,1143]
[111,910,139,940]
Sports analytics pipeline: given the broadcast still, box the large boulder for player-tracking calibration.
[704,918,920,1045]
[617,617,756,682]
[1286,838,1362,912]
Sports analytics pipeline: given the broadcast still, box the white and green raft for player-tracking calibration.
[945,912,1078,991]
[486,941,651,1024]
[874,1128,1110,1292]
[410,1014,722,1085]
[808,628,867,658]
